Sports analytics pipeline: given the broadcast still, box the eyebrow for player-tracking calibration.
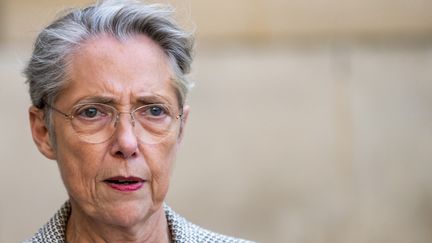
[75,94,173,106]
[135,95,171,105]
[76,96,116,105]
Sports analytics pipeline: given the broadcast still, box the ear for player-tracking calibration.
[29,106,56,160]
[177,105,190,144]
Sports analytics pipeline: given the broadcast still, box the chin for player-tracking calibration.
[103,199,157,227]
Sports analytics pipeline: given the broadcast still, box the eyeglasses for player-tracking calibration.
[45,102,183,144]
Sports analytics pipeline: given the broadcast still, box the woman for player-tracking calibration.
[24,1,253,242]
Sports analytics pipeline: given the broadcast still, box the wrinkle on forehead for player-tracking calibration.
[57,34,178,108]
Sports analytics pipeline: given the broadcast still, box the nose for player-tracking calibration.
[110,113,138,159]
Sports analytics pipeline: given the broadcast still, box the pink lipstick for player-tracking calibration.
[104,176,144,192]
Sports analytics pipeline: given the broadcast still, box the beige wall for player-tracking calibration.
[1,1,432,243]
[2,0,432,43]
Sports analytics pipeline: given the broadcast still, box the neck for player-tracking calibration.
[66,203,171,243]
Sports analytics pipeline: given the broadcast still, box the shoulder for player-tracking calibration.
[164,204,255,243]
[24,202,255,243]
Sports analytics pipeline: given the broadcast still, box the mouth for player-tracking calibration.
[103,176,145,192]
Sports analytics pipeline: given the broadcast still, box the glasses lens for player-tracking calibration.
[70,103,116,143]
[133,104,180,144]
[68,103,181,144]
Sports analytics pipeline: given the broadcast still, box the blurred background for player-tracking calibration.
[1,0,431,242]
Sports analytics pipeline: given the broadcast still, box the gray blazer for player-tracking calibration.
[23,201,254,243]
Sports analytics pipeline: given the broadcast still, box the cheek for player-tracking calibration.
[55,137,107,198]
[143,140,178,199]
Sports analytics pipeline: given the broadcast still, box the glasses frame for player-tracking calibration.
[43,101,183,144]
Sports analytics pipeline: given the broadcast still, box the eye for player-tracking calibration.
[74,104,111,120]
[149,106,164,116]
[82,107,98,118]
[135,104,169,118]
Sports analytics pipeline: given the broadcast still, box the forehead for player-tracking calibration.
[57,34,177,107]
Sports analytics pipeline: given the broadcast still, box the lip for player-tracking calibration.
[103,176,145,192]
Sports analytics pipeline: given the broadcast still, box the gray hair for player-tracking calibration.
[24,0,194,143]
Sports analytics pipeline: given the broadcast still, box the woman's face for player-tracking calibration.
[41,35,188,227]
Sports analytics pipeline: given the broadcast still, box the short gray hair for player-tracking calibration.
[24,0,194,138]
